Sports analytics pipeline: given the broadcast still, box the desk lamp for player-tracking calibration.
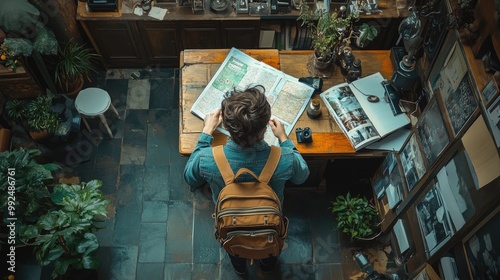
[382,7,422,115]
[390,7,422,93]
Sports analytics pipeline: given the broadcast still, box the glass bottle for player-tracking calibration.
[340,47,354,76]
[347,59,362,83]
[307,98,322,119]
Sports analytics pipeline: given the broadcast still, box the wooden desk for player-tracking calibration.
[179,49,394,158]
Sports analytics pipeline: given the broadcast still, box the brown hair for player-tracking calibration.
[221,85,271,147]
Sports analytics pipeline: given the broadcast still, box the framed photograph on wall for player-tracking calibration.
[481,76,500,109]
[484,95,500,147]
[416,95,450,167]
[416,182,454,258]
[463,206,500,280]
[444,73,478,136]
[400,132,427,192]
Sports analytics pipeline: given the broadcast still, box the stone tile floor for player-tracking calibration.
[42,68,397,280]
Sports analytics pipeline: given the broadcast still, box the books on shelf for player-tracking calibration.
[320,73,411,151]
[190,48,315,145]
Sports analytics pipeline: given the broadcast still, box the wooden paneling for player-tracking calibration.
[137,21,182,66]
[221,21,260,49]
[180,21,221,49]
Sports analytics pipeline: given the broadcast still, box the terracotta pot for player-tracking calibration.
[29,130,51,141]
[63,75,84,99]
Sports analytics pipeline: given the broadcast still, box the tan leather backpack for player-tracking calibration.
[212,145,289,259]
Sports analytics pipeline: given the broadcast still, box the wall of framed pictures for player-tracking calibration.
[370,0,500,278]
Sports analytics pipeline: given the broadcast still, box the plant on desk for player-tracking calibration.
[331,192,380,240]
[355,23,379,48]
[298,3,358,70]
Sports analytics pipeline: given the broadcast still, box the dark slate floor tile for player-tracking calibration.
[136,263,165,280]
[310,193,341,264]
[105,79,129,110]
[89,165,119,195]
[146,67,176,79]
[315,263,343,280]
[121,137,147,165]
[109,246,139,280]
[192,263,219,280]
[146,110,173,166]
[124,109,149,131]
[117,165,145,204]
[96,246,112,280]
[149,79,171,110]
[112,203,142,246]
[141,200,169,223]
[138,223,167,263]
[143,165,170,202]
[193,199,220,264]
[169,163,191,201]
[165,200,193,263]
[95,138,122,167]
[163,263,192,280]
[95,214,115,247]
[279,264,316,280]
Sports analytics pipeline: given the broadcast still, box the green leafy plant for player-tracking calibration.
[331,192,379,240]
[54,40,99,92]
[298,4,358,61]
[23,180,110,279]
[25,95,59,133]
[356,23,378,48]
[0,149,60,231]
[5,95,60,134]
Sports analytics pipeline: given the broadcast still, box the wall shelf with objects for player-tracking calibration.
[77,0,408,68]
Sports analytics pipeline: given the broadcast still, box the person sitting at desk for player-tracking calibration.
[183,85,310,274]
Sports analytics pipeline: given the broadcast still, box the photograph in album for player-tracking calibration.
[416,183,453,257]
[416,96,450,167]
[400,133,426,192]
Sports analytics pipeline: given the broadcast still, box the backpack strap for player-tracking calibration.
[212,145,235,185]
[258,146,281,184]
[212,145,282,185]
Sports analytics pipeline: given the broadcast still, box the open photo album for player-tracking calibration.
[190,48,315,145]
[320,73,411,151]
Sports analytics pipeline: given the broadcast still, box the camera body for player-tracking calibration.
[296,127,313,143]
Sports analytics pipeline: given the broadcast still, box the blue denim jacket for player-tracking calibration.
[183,133,310,203]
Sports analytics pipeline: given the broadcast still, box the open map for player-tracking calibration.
[191,48,315,145]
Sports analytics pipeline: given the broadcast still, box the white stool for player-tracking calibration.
[75,87,120,138]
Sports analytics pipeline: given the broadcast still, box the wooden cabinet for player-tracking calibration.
[221,20,260,49]
[85,21,146,68]
[180,21,221,49]
[137,21,182,66]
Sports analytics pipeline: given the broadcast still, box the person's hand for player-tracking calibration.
[202,109,222,135]
[269,117,288,143]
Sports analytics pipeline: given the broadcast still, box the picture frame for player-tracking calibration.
[416,182,454,258]
[400,132,427,192]
[442,73,478,136]
[416,95,450,167]
[484,95,500,147]
[463,206,500,280]
[481,76,500,109]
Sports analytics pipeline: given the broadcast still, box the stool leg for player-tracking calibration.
[81,115,92,132]
[99,114,114,138]
[110,103,120,119]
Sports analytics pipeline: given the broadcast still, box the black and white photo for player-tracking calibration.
[441,74,478,136]
[482,77,499,109]
[464,209,500,280]
[400,133,426,192]
[417,97,450,167]
[416,183,453,257]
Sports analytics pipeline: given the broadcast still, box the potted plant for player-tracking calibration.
[5,94,60,140]
[54,40,99,98]
[331,192,380,240]
[0,149,60,238]
[22,180,110,279]
[355,23,379,48]
[298,4,358,69]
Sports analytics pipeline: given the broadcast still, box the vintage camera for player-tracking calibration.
[296,127,312,143]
